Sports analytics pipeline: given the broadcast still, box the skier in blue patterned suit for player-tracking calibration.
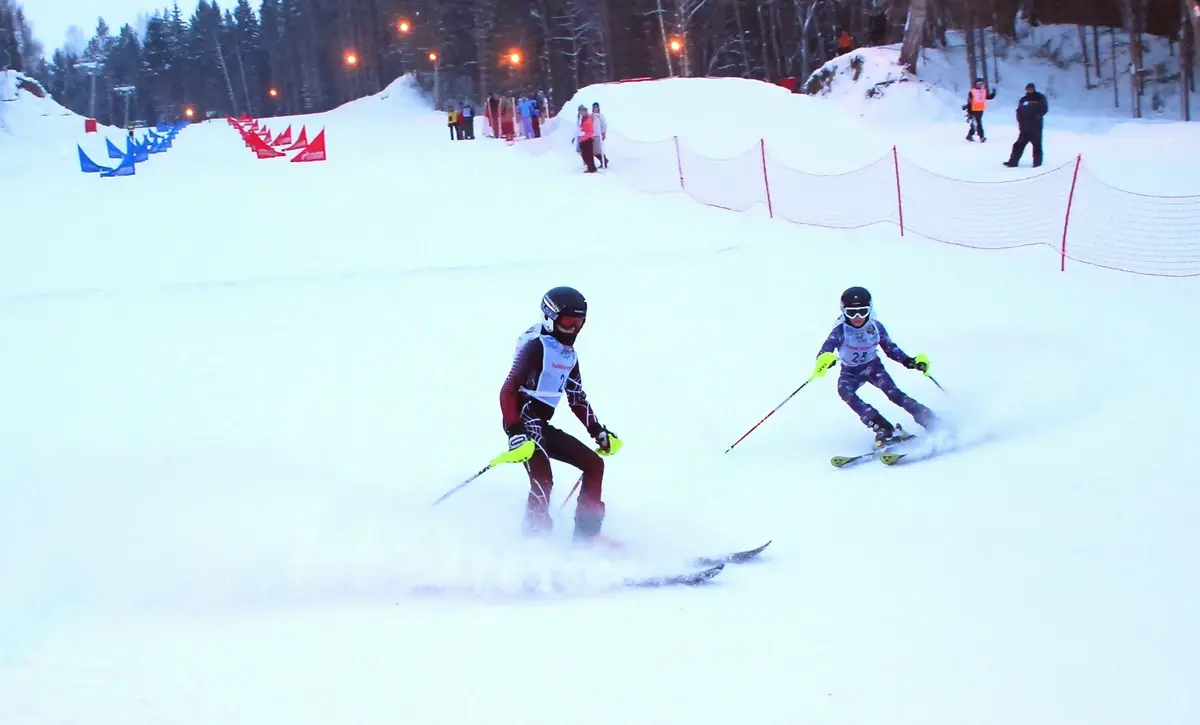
[811,286,940,446]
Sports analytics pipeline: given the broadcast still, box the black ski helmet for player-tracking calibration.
[840,286,872,321]
[541,286,587,339]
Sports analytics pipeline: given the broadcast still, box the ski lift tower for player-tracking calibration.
[75,60,102,118]
[113,84,137,129]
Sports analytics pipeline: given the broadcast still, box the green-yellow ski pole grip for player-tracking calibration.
[598,436,623,457]
[811,351,838,380]
[492,439,536,465]
[913,353,931,375]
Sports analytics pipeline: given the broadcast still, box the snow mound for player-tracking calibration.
[327,73,433,120]
[262,73,435,131]
[550,76,891,171]
[0,70,78,139]
[803,48,960,124]
[0,70,138,175]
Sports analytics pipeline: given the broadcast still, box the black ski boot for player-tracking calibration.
[868,413,897,448]
[522,499,553,537]
[572,499,606,543]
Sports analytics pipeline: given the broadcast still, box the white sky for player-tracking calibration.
[28,0,156,55]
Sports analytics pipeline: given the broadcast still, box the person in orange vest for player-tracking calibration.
[838,29,853,53]
[963,77,996,142]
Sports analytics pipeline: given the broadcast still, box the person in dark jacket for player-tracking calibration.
[460,101,475,139]
[1004,83,1048,168]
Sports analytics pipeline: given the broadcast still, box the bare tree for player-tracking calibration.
[653,0,674,76]
[471,0,500,98]
[899,0,928,73]
[1078,24,1092,88]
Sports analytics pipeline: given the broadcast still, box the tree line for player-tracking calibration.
[5,0,1197,127]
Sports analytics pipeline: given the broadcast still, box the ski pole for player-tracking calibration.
[558,474,584,511]
[558,440,622,510]
[724,375,817,454]
[431,446,531,506]
[926,374,946,393]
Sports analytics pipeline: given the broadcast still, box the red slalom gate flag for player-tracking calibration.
[290,129,326,162]
[284,126,308,151]
[248,132,285,158]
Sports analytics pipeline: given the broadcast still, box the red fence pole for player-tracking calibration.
[760,138,774,218]
[674,135,685,191]
[892,145,905,236]
[1060,154,1083,272]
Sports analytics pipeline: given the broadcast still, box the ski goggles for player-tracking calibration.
[556,315,585,332]
[843,306,870,319]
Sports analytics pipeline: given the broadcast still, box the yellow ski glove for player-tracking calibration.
[811,351,838,379]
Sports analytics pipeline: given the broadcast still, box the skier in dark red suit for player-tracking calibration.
[500,286,622,542]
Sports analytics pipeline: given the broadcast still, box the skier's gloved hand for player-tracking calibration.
[498,425,536,464]
[595,427,623,457]
[904,353,931,374]
[508,432,530,449]
[812,351,838,379]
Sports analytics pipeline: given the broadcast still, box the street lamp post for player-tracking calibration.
[344,51,359,98]
[668,36,686,77]
[397,19,412,75]
[428,51,440,109]
[113,84,136,129]
[75,60,101,118]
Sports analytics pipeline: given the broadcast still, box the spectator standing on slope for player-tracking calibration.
[521,96,536,138]
[963,77,996,142]
[500,97,516,142]
[460,101,475,139]
[577,105,597,173]
[447,105,458,140]
[837,29,853,54]
[1004,83,1048,168]
[590,102,608,168]
[572,104,585,156]
[488,94,501,138]
[530,95,542,138]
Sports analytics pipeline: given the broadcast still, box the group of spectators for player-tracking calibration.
[443,91,612,176]
[444,102,476,140]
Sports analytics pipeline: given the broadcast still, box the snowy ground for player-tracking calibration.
[1,74,1198,725]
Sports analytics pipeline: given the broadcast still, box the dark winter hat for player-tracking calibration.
[1025,82,1036,91]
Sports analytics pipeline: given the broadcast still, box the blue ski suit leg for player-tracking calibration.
[837,359,934,426]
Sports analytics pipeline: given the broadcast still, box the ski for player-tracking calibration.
[881,446,942,465]
[623,563,724,588]
[692,540,772,567]
[831,433,917,468]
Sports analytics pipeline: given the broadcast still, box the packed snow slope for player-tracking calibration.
[2,75,1198,725]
